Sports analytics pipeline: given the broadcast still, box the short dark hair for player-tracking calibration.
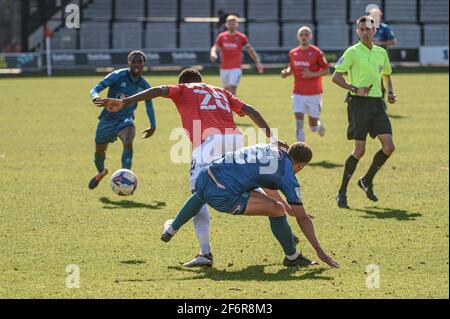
[178,68,202,84]
[128,50,146,62]
[356,15,375,27]
[288,142,313,164]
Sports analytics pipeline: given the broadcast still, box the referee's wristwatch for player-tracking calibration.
[349,85,358,94]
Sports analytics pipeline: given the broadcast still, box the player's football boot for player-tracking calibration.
[88,169,108,190]
[318,123,326,137]
[283,253,318,267]
[182,253,214,267]
[160,219,175,242]
[357,177,378,202]
[336,192,350,209]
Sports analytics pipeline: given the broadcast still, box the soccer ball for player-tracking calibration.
[110,169,137,196]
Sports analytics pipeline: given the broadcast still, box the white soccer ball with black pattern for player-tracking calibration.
[110,169,137,196]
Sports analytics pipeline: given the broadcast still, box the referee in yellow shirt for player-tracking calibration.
[332,16,397,208]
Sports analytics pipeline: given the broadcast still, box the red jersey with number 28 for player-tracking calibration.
[289,45,329,95]
[166,83,245,148]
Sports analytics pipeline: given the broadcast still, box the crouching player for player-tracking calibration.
[161,143,340,268]
[88,50,156,189]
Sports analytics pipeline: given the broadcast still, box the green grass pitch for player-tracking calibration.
[0,72,448,298]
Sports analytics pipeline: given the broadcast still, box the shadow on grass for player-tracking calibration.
[352,206,422,221]
[309,160,343,169]
[167,264,333,282]
[388,113,407,119]
[120,260,147,265]
[99,197,166,210]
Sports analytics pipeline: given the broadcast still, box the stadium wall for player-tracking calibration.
[1,47,441,75]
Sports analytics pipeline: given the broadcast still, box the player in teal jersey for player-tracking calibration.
[88,50,156,190]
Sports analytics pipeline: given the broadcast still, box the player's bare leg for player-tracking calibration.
[244,190,317,267]
[359,134,395,201]
[117,126,136,169]
[308,116,325,137]
[337,140,366,208]
[294,112,305,142]
[225,85,237,96]
[89,143,109,190]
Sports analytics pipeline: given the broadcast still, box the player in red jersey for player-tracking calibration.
[210,15,264,96]
[281,26,330,142]
[96,68,292,268]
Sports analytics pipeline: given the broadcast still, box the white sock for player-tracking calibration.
[166,226,177,235]
[193,204,211,255]
[285,251,300,260]
[296,120,305,142]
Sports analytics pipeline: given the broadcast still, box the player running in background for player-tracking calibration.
[88,50,156,190]
[281,26,330,142]
[210,15,264,96]
[160,143,340,268]
[97,68,291,268]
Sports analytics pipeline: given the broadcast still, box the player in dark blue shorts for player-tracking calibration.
[88,50,156,189]
[161,142,339,268]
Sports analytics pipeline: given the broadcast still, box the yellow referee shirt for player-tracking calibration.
[335,41,392,98]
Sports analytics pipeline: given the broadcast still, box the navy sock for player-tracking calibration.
[94,153,105,173]
[269,215,296,256]
[172,193,206,231]
[339,155,359,195]
[121,148,133,169]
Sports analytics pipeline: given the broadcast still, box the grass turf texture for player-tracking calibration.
[0,72,448,298]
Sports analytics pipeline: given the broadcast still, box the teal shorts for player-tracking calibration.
[95,116,134,144]
[195,169,250,215]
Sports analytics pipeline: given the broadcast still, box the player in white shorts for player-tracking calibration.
[281,26,330,142]
[211,15,264,96]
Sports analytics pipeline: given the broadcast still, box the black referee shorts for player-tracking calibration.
[346,94,392,141]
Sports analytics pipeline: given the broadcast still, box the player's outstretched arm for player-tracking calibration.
[291,204,340,268]
[240,104,289,150]
[95,86,169,112]
[123,86,169,107]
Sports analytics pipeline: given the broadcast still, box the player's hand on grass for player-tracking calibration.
[256,61,264,74]
[142,127,156,138]
[387,92,397,104]
[317,249,340,268]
